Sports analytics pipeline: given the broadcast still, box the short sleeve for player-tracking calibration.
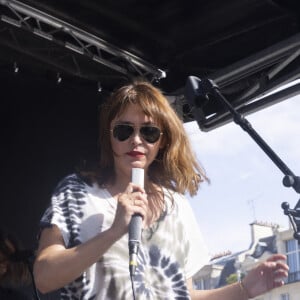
[39,174,87,247]
[176,194,210,278]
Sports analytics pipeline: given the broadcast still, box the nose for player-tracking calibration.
[130,128,143,145]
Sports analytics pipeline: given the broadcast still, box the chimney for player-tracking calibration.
[250,221,278,245]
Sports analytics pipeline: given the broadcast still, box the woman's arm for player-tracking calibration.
[187,278,248,300]
[33,225,120,293]
[34,182,148,294]
[187,254,289,300]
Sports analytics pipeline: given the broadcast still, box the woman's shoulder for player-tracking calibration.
[52,173,91,195]
[53,172,108,198]
[162,187,185,201]
[162,188,191,212]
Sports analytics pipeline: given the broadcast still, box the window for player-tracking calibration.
[193,277,211,290]
[285,239,300,283]
[280,293,290,300]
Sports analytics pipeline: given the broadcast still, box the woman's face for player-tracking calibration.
[110,103,163,179]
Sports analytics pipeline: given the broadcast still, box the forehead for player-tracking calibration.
[112,103,154,124]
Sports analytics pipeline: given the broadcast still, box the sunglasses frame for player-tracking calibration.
[111,123,163,143]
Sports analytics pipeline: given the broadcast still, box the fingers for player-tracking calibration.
[130,192,148,218]
[274,261,289,272]
[266,254,289,275]
[274,269,289,284]
[261,255,289,288]
[112,186,148,237]
[242,253,289,297]
[265,253,289,273]
[118,183,148,218]
[273,261,289,285]
[125,182,145,194]
[266,253,286,263]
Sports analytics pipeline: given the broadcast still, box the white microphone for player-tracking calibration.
[128,168,144,276]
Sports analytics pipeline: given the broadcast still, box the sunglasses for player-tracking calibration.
[111,124,163,143]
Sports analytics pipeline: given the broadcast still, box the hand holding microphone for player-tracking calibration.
[128,168,144,277]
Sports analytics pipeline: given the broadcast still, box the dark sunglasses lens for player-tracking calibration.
[113,125,134,141]
[140,126,161,143]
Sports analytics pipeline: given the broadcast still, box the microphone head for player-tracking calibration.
[131,168,144,188]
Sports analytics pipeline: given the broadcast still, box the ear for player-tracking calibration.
[159,132,167,149]
[159,135,167,149]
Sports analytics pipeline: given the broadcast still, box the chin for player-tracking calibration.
[130,162,146,170]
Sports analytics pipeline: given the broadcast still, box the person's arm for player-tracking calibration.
[34,182,148,293]
[188,278,248,300]
[33,225,121,293]
[187,254,289,300]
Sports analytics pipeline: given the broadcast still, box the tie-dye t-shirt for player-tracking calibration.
[40,173,209,299]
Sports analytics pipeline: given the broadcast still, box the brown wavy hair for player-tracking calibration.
[85,79,207,196]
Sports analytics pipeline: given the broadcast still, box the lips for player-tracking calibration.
[127,151,144,157]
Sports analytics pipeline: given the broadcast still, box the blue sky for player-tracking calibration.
[184,94,300,256]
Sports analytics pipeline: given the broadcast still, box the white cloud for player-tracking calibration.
[187,122,253,157]
[186,96,300,167]
[185,95,300,254]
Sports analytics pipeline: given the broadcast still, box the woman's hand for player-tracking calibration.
[242,254,289,298]
[111,183,148,237]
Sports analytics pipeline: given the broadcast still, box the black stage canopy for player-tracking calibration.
[0,0,299,251]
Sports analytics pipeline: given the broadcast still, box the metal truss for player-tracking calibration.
[196,33,300,130]
[0,0,166,82]
[212,33,300,102]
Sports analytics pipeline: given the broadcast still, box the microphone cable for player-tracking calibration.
[129,168,144,300]
[129,236,139,300]
[130,272,137,300]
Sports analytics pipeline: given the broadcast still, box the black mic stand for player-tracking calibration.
[185,76,300,241]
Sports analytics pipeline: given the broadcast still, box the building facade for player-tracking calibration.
[193,221,300,299]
